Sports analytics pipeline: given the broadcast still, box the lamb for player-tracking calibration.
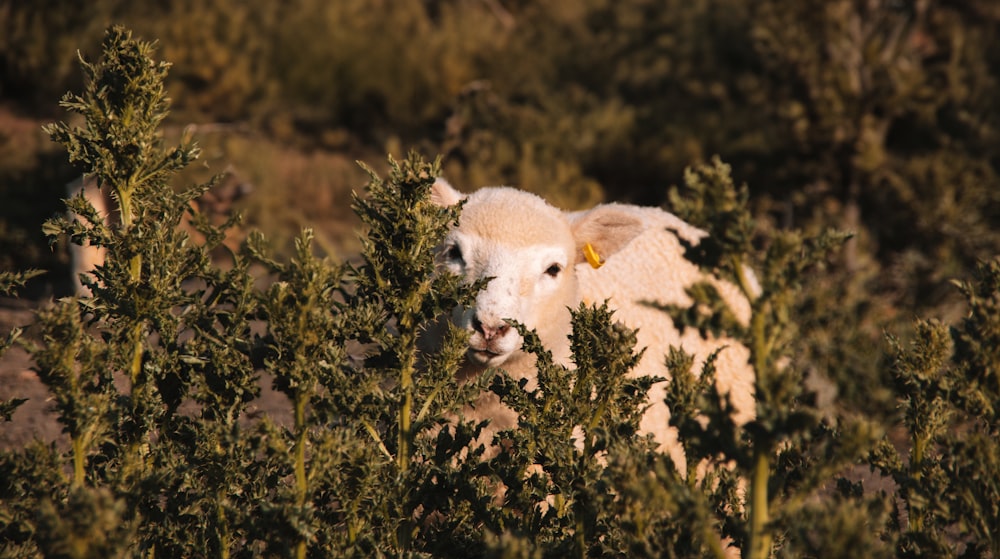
[429,179,755,475]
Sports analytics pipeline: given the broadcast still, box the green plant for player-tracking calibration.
[661,157,888,559]
[873,259,1000,557]
[0,26,480,558]
[478,303,655,558]
[3,22,999,559]
[247,152,496,557]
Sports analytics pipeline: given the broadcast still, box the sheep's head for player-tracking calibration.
[431,180,645,374]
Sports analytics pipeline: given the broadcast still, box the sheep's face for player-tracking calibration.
[431,180,647,373]
[435,186,579,369]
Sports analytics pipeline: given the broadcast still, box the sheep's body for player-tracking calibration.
[570,204,755,470]
[430,180,755,474]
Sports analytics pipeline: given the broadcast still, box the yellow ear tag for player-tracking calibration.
[583,243,604,269]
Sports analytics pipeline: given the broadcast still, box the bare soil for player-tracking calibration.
[0,296,294,451]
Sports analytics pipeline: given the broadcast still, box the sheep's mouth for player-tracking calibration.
[466,325,521,366]
[467,346,511,365]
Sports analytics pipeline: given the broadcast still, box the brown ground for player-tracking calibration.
[0,297,60,448]
[0,296,294,451]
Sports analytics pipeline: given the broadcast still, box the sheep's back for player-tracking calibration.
[573,205,755,466]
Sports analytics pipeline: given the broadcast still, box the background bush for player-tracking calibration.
[2,0,997,340]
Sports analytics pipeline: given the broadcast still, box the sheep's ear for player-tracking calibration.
[430,178,465,207]
[569,205,645,267]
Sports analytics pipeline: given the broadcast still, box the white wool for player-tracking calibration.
[430,180,756,477]
[571,204,755,472]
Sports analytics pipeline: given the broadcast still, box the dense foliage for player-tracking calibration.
[0,13,998,559]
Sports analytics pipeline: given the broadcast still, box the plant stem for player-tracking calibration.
[392,306,421,553]
[399,377,412,473]
[909,432,926,532]
[703,524,730,559]
[747,273,772,559]
[64,331,87,488]
[217,500,231,559]
[294,392,308,559]
[129,324,144,385]
[117,181,152,491]
[747,444,771,559]
[294,393,308,497]
[731,255,759,302]
[72,437,86,487]
[398,328,416,474]
[117,186,145,386]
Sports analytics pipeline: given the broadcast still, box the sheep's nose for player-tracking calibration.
[472,315,510,341]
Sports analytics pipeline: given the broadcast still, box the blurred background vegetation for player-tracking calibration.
[1,0,998,410]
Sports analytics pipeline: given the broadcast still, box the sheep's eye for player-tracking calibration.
[545,263,562,278]
[446,244,464,264]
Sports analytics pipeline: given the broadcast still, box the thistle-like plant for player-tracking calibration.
[343,153,494,554]
[482,302,655,558]
[873,259,1000,557]
[12,26,261,558]
[245,153,494,557]
[661,156,885,559]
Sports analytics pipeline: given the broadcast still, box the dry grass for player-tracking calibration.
[168,124,376,260]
